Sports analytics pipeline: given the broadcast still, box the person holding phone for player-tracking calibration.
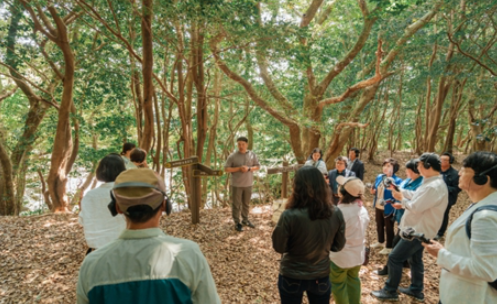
[370,158,402,255]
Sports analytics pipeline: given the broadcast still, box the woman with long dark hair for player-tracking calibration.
[272,166,346,304]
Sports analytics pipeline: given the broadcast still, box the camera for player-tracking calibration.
[382,176,399,191]
[400,227,431,244]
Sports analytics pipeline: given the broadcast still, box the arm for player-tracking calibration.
[224,154,240,173]
[318,161,328,175]
[192,249,222,304]
[225,167,241,173]
[250,152,261,172]
[401,185,446,214]
[447,170,461,197]
[76,263,89,304]
[358,163,365,180]
[437,212,497,282]
[331,208,346,252]
[272,211,290,254]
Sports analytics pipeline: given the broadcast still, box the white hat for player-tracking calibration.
[336,176,365,197]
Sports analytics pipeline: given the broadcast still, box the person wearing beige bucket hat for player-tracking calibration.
[329,175,370,304]
[76,169,221,304]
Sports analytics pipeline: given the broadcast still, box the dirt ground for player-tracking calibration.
[0,152,470,304]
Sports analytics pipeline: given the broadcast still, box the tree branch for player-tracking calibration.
[0,85,18,105]
[18,1,57,41]
[447,32,497,76]
[335,122,370,131]
[318,39,389,109]
[255,3,294,111]
[315,1,376,96]
[209,32,298,128]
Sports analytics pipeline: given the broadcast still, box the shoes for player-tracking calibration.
[371,289,399,301]
[235,223,243,232]
[371,242,385,249]
[398,287,425,302]
[373,267,388,276]
[242,220,255,228]
[379,248,393,255]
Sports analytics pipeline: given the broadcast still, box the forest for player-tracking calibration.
[1,0,497,303]
[0,0,496,216]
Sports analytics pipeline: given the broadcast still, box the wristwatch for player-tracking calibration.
[248,167,251,172]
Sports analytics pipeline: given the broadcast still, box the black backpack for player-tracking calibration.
[465,205,497,290]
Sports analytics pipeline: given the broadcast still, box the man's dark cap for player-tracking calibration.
[416,153,442,172]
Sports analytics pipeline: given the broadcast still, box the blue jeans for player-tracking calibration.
[278,275,331,304]
[384,238,425,293]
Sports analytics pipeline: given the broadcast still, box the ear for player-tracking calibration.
[116,203,124,214]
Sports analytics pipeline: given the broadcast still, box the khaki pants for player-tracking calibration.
[231,186,252,224]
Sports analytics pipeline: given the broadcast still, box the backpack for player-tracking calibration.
[465,205,497,290]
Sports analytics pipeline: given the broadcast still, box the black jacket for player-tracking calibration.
[272,206,346,280]
[441,166,461,206]
[349,159,365,181]
[328,169,356,195]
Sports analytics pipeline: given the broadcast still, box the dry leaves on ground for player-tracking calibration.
[0,201,466,304]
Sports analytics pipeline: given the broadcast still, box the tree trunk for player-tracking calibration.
[443,79,467,153]
[140,0,154,151]
[19,4,77,212]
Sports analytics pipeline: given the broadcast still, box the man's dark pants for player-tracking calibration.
[384,238,425,294]
[437,202,454,237]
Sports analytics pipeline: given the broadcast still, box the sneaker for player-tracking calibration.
[371,242,385,249]
[242,220,255,229]
[379,248,393,255]
[373,267,388,276]
[371,289,399,301]
[235,223,243,232]
[398,287,425,302]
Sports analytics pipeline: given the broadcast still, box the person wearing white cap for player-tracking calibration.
[329,176,370,304]
[76,168,221,304]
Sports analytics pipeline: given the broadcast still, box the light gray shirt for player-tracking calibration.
[304,159,328,175]
[224,150,260,187]
[399,175,448,239]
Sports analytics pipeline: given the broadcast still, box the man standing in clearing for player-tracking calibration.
[225,136,260,232]
[435,152,461,240]
[348,147,365,181]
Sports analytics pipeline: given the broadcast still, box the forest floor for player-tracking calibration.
[0,152,470,304]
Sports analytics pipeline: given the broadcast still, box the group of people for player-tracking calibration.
[75,137,497,304]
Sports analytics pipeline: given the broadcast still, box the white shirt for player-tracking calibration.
[78,182,126,249]
[437,192,497,304]
[399,175,448,239]
[329,201,370,269]
[304,159,328,175]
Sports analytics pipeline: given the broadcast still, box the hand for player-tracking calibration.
[392,203,403,210]
[391,188,403,201]
[240,166,249,173]
[370,188,376,195]
[422,240,444,258]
